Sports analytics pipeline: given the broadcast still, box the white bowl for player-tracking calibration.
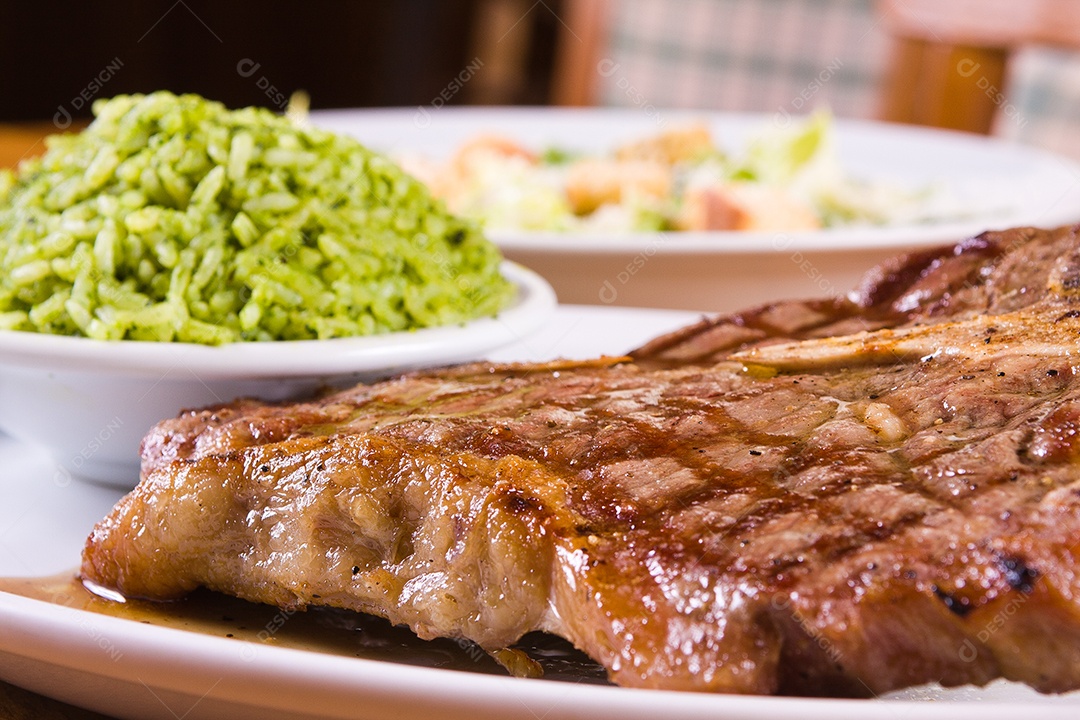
[312,107,1080,311]
[0,262,555,487]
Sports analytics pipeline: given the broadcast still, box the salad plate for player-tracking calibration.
[0,306,1079,719]
[311,107,1080,309]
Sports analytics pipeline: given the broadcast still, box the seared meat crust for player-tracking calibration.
[84,225,1080,696]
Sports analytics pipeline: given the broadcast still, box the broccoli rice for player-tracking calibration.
[0,91,514,344]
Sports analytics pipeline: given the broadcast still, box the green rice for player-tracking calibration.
[0,91,513,344]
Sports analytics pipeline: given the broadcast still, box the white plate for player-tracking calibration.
[0,262,555,378]
[0,305,1078,720]
[310,108,1080,310]
[0,261,555,486]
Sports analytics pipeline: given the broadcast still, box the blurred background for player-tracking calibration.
[1,0,1079,163]
[0,0,560,116]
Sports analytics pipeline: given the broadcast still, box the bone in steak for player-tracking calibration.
[83,224,1080,696]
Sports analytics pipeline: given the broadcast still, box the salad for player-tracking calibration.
[401,112,932,234]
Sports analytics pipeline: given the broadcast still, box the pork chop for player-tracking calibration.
[83,224,1080,696]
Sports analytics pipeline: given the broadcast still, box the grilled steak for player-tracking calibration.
[84,224,1080,696]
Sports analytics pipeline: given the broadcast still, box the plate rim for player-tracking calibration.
[0,261,556,378]
[0,587,1073,720]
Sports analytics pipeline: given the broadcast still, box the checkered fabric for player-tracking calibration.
[596,0,887,119]
[1001,47,1080,161]
[594,0,1080,160]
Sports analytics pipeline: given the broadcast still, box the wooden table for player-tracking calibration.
[0,122,59,168]
[0,121,93,169]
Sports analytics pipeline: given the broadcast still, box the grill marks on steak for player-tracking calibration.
[82,225,1080,696]
[631,227,1044,366]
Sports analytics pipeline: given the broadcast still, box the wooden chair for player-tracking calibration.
[550,0,1080,135]
[550,0,611,108]
[878,0,1080,133]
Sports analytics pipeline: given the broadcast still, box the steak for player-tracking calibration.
[83,224,1080,696]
